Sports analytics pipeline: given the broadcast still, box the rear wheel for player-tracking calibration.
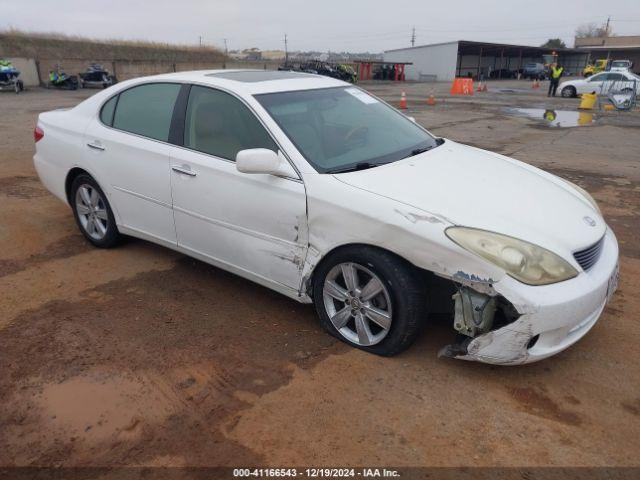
[561,86,576,98]
[312,246,427,356]
[70,174,121,248]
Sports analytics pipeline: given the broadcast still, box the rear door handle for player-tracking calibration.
[87,142,105,151]
[171,165,197,177]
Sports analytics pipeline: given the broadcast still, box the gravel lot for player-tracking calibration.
[1,80,639,474]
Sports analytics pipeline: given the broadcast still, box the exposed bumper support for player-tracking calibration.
[440,228,619,365]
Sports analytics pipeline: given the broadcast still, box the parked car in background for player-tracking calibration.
[523,63,547,80]
[489,68,516,79]
[560,71,640,97]
[609,60,633,73]
[33,70,618,365]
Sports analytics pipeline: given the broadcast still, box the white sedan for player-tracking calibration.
[34,70,619,365]
[559,70,640,97]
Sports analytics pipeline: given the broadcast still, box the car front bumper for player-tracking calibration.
[457,227,619,365]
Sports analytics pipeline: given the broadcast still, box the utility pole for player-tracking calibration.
[284,33,289,66]
[223,38,228,69]
[605,15,611,36]
[199,36,203,47]
[411,27,415,47]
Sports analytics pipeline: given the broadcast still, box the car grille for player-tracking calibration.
[573,236,605,271]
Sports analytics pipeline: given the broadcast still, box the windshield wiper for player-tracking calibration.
[325,162,382,174]
[403,139,443,160]
[405,146,434,158]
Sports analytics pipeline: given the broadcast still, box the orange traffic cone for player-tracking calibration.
[399,91,407,109]
[477,82,483,92]
[532,79,537,89]
[426,93,436,105]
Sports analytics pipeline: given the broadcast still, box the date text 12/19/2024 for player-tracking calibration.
[233,468,401,478]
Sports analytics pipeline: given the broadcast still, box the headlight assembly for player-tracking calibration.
[446,227,578,286]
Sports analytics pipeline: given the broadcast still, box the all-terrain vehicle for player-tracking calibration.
[583,59,608,77]
[280,61,357,83]
[78,63,117,89]
[46,66,79,90]
[335,64,357,83]
[0,59,25,94]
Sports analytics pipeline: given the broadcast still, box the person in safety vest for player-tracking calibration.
[548,63,564,97]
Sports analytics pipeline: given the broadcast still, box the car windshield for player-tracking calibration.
[255,87,438,173]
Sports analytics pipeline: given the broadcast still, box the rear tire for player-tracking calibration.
[312,246,427,356]
[70,174,121,248]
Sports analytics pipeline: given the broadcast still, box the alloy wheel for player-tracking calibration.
[75,184,109,240]
[322,262,393,346]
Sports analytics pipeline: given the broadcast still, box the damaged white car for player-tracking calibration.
[34,70,619,365]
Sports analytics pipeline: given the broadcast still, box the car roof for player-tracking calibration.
[206,70,318,82]
[146,69,348,95]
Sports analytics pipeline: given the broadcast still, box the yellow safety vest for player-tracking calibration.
[551,67,564,79]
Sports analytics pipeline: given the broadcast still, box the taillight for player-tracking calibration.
[34,125,44,143]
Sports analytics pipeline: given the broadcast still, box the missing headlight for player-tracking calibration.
[452,286,497,337]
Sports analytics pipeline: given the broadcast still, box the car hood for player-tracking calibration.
[333,140,605,258]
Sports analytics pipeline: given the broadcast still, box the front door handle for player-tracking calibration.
[87,142,105,151]
[171,165,197,177]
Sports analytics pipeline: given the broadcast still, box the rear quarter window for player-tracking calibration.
[99,95,118,126]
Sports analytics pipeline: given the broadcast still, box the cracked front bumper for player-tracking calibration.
[458,228,619,365]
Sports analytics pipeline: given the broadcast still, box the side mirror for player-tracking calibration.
[236,148,297,178]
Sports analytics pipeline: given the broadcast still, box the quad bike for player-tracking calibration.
[336,64,357,83]
[0,60,24,94]
[79,63,117,89]
[280,61,357,83]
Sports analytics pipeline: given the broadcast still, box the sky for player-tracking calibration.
[3,0,640,53]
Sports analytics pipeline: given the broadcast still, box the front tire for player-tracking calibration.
[561,86,576,98]
[312,246,427,356]
[70,174,121,248]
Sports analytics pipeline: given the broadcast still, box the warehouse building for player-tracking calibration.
[383,40,590,81]
[574,35,640,72]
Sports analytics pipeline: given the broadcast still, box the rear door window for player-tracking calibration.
[112,83,181,142]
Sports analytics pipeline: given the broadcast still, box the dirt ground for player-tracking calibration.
[1,80,639,475]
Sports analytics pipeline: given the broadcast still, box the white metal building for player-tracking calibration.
[384,40,590,81]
